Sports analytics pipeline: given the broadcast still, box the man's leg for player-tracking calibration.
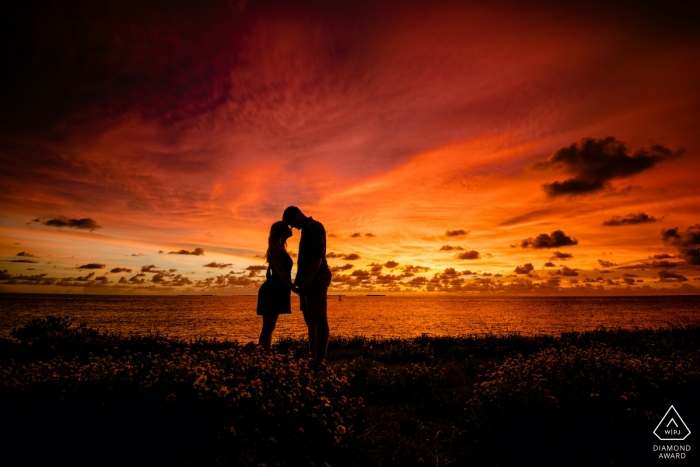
[314,302,329,364]
[304,284,329,367]
[301,305,318,363]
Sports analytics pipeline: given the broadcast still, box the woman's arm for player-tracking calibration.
[269,249,295,290]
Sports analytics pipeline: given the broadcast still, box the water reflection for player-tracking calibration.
[1,294,698,342]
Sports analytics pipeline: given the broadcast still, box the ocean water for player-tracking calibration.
[1,294,698,342]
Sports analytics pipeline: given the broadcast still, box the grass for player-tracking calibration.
[1,316,699,466]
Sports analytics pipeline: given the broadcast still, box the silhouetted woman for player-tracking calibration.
[257,221,297,353]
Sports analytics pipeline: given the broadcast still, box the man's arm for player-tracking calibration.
[298,257,322,292]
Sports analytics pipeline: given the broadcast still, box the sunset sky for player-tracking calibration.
[1,0,699,295]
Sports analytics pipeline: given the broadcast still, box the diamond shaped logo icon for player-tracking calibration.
[654,405,691,441]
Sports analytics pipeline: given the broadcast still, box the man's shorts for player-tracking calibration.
[300,272,331,315]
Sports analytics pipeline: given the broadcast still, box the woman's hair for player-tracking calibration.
[266,221,289,263]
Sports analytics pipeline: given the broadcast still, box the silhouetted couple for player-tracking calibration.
[256,206,332,369]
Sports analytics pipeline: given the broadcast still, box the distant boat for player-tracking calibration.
[366,294,385,296]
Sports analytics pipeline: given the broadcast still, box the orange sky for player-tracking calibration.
[1,0,699,295]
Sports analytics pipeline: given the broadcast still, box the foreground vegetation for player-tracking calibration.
[1,317,699,466]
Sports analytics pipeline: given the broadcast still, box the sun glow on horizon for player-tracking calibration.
[1,1,699,295]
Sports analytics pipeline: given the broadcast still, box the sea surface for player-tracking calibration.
[1,294,698,342]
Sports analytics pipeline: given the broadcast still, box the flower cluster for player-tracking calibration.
[468,344,700,424]
[1,318,362,466]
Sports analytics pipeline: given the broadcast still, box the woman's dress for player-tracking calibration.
[256,252,293,315]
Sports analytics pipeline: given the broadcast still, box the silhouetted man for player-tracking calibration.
[283,206,332,369]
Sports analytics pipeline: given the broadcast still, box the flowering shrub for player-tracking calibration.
[1,318,362,466]
[3,316,700,466]
[349,361,450,408]
[468,345,700,424]
[277,336,435,364]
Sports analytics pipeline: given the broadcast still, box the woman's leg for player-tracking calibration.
[259,314,278,354]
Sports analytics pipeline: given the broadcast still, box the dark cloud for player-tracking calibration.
[455,250,480,260]
[402,265,430,275]
[110,267,132,273]
[558,266,579,276]
[246,265,267,271]
[152,273,166,283]
[6,259,38,263]
[168,248,204,256]
[445,229,468,237]
[0,0,260,133]
[78,263,105,269]
[661,225,700,265]
[16,251,36,257]
[224,276,257,287]
[53,273,112,286]
[440,245,463,251]
[550,251,573,260]
[330,274,354,284]
[649,253,675,259]
[531,137,682,197]
[603,212,660,226]
[118,277,129,284]
[331,264,353,272]
[170,275,193,286]
[203,262,232,268]
[658,270,688,282]
[649,260,683,268]
[374,274,401,285]
[328,233,337,238]
[0,270,50,284]
[141,265,160,273]
[76,272,95,281]
[521,230,578,249]
[350,233,361,238]
[544,261,556,267]
[514,263,534,274]
[351,269,371,277]
[407,276,428,285]
[598,259,617,267]
[384,261,399,268]
[365,233,376,237]
[32,216,101,231]
[326,252,360,260]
